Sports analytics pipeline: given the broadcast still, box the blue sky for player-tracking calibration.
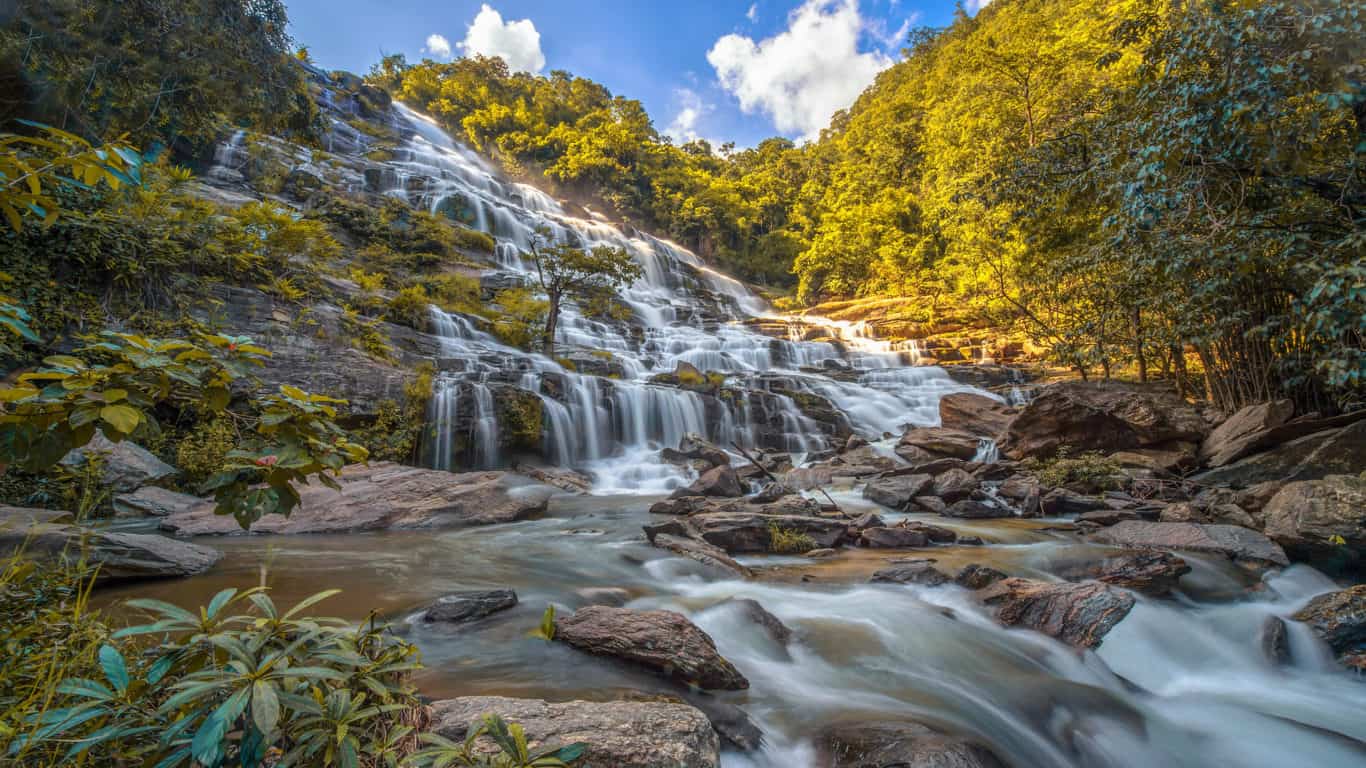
[286,0,969,147]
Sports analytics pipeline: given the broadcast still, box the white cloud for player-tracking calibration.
[746,3,758,22]
[424,33,452,59]
[706,0,893,140]
[666,88,712,144]
[458,4,546,73]
[965,0,993,11]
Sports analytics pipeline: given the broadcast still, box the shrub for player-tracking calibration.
[1023,448,1127,492]
[767,523,816,554]
[387,285,432,330]
[174,415,239,488]
[489,289,548,350]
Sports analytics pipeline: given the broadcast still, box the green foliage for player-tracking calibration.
[340,306,397,363]
[411,714,585,768]
[767,523,817,554]
[386,285,432,330]
[356,363,433,464]
[1023,449,1126,493]
[489,288,549,351]
[0,123,144,232]
[174,415,239,488]
[525,228,643,355]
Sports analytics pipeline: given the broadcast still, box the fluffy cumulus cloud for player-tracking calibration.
[965,0,994,11]
[666,88,711,144]
[424,33,452,59]
[706,0,894,140]
[458,4,546,73]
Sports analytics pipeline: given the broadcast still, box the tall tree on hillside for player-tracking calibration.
[524,227,642,356]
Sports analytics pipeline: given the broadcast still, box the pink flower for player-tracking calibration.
[255,455,279,467]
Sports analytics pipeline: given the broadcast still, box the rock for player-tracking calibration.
[942,499,1011,519]
[806,548,838,559]
[998,474,1040,500]
[1001,381,1206,460]
[0,505,74,526]
[956,564,1008,590]
[430,696,719,768]
[680,465,744,498]
[907,457,971,477]
[422,590,518,624]
[576,587,633,607]
[1262,475,1366,567]
[848,512,887,531]
[899,427,981,460]
[677,433,731,469]
[750,482,791,503]
[816,446,900,477]
[649,494,821,517]
[652,534,754,579]
[913,496,948,514]
[1261,616,1292,665]
[162,463,550,535]
[1090,520,1289,567]
[938,392,1015,438]
[60,432,177,493]
[1076,509,1139,527]
[860,527,929,549]
[870,560,951,586]
[976,578,1136,648]
[1292,586,1366,663]
[692,513,847,553]
[931,469,979,502]
[1108,448,1193,474]
[1040,488,1108,516]
[900,521,959,543]
[1159,501,1255,528]
[862,474,933,511]
[112,487,204,518]
[514,464,592,494]
[817,720,1005,768]
[555,606,749,690]
[0,524,220,583]
[782,466,834,491]
[1200,400,1296,466]
[728,598,793,645]
[1193,419,1366,489]
[1053,551,1191,596]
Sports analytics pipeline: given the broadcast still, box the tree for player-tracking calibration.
[524,228,642,356]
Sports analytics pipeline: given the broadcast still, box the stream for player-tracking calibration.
[102,82,1366,767]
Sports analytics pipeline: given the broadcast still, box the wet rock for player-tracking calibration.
[955,564,1008,590]
[0,505,74,526]
[1040,488,1109,516]
[806,548,838,559]
[942,499,1011,519]
[1108,448,1193,474]
[1200,400,1296,466]
[913,496,948,514]
[1159,501,1254,528]
[677,433,732,469]
[1262,616,1292,665]
[862,474,933,511]
[814,445,901,477]
[901,521,959,543]
[816,720,1005,768]
[977,578,1135,648]
[1076,509,1139,527]
[931,469,979,502]
[860,527,929,549]
[847,512,887,531]
[162,463,551,535]
[60,431,177,493]
[1193,419,1366,489]
[938,392,1015,438]
[513,464,592,494]
[652,534,754,579]
[728,598,793,645]
[1090,520,1289,567]
[112,487,204,518]
[576,587,633,607]
[1001,381,1207,460]
[642,519,693,542]
[422,589,518,624]
[870,560,951,586]
[1053,551,1191,596]
[1292,586,1366,663]
[648,494,821,517]
[751,482,792,503]
[1262,474,1366,568]
[431,696,719,768]
[899,427,981,460]
[555,606,749,690]
[692,513,847,554]
[0,524,220,583]
[680,465,744,498]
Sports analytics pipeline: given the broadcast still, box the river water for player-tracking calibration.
[102,90,1366,767]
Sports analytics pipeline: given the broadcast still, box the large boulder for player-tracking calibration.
[0,523,220,583]
[692,513,848,553]
[651,534,754,579]
[859,527,929,549]
[1089,520,1288,567]
[112,487,204,518]
[1052,551,1191,596]
[421,589,518,624]
[554,606,749,690]
[679,465,744,498]
[1192,419,1366,489]
[161,463,550,535]
[648,494,820,517]
[862,474,933,511]
[1040,488,1108,516]
[870,560,951,586]
[817,720,1005,768]
[676,433,731,469]
[60,432,177,493]
[976,578,1135,648]
[1200,400,1295,467]
[931,468,979,502]
[899,427,980,460]
[939,392,1015,438]
[1001,381,1206,460]
[1292,586,1366,664]
[1262,475,1366,567]
[430,696,719,768]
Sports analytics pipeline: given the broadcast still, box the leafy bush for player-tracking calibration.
[174,415,239,488]
[386,285,432,330]
[1023,449,1126,493]
[489,289,548,351]
[767,523,816,554]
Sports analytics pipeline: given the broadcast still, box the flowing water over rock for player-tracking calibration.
[141,91,1366,767]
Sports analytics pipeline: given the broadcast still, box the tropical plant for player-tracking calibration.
[0,122,144,232]
[409,714,585,768]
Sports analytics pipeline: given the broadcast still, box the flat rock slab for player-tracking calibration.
[60,432,177,493]
[555,606,749,690]
[1090,520,1288,567]
[862,474,932,510]
[113,487,205,518]
[431,696,719,768]
[1292,585,1366,659]
[1,523,220,583]
[652,533,754,579]
[871,560,951,586]
[421,589,518,623]
[161,462,551,535]
[692,513,847,553]
[1052,551,1191,596]
[818,720,1005,768]
[0,505,75,526]
[1263,474,1366,566]
[977,578,1135,648]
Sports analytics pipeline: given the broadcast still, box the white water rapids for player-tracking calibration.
[154,87,1366,767]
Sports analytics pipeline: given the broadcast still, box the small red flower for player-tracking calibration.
[228,343,239,352]
[255,455,279,467]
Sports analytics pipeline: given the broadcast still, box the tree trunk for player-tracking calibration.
[1131,307,1147,383]
[542,294,561,357]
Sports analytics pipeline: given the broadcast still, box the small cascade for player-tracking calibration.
[973,437,1000,464]
[206,130,248,183]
